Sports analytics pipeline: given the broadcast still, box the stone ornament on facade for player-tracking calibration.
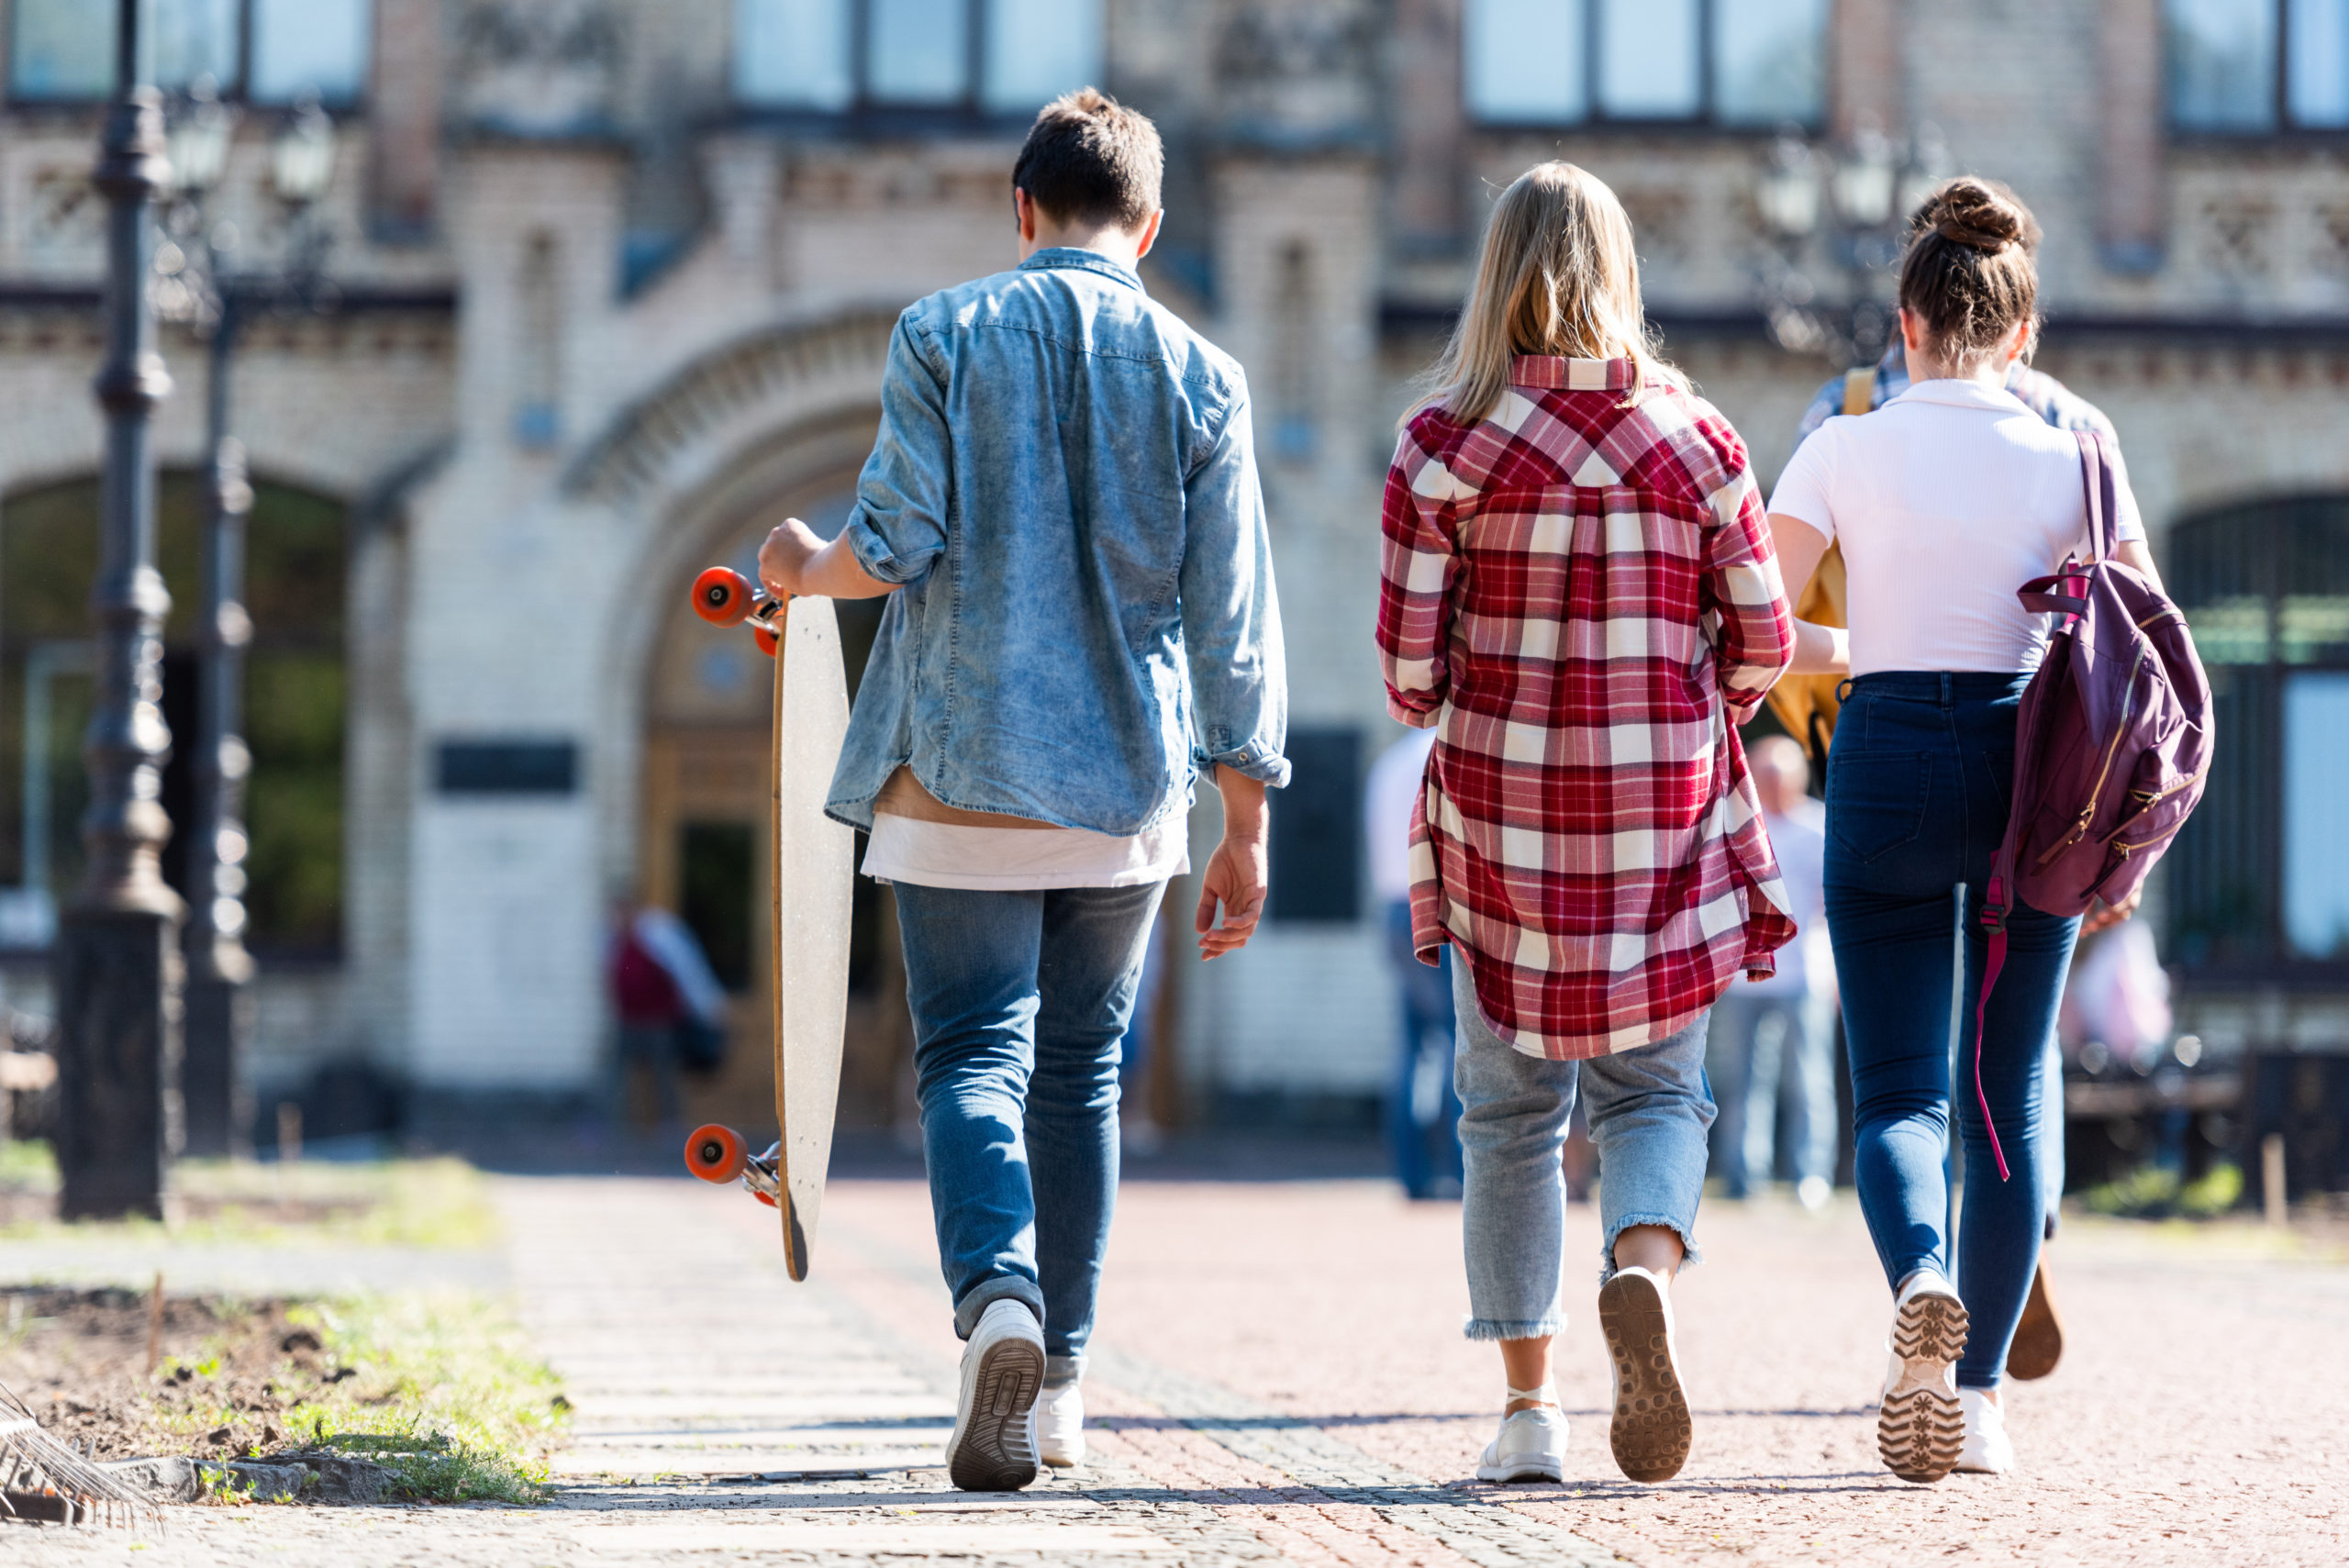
[455,0,623,137]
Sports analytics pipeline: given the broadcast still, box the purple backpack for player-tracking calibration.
[1974,431,2212,1177]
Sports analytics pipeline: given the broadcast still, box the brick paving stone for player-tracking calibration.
[8,1170,2344,1566]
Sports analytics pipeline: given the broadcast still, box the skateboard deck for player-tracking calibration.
[767,594,853,1279]
[680,568,852,1281]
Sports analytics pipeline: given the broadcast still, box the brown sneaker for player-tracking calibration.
[2006,1260,2064,1381]
[1598,1265,1692,1483]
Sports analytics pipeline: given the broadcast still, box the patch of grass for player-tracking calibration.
[2082,1161,2244,1220]
[280,1292,567,1503]
[0,1151,498,1250]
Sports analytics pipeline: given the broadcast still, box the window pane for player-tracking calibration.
[735,0,852,109]
[2290,0,2349,125]
[1598,0,1700,117]
[2285,673,2349,959]
[1464,0,1586,123]
[983,0,1101,113]
[10,0,114,98]
[1715,0,1825,124]
[2167,0,2277,129]
[155,0,240,91]
[870,0,970,104]
[251,0,371,103]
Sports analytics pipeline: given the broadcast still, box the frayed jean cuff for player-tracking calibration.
[952,1275,1044,1340]
[1462,1316,1564,1342]
[1598,1213,1700,1284]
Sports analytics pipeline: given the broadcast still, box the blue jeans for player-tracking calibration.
[1453,961,1715,1339]
[1386,900,1464,1197]
[1709,992,1836,1195]
[1825,673,2082,1391]
[891,879,1164,1372]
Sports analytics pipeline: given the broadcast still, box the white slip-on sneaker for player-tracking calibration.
[1878,1270,1969,1484]
[1598,1265,1692,1483]
[1035,1379,1085,1468]
[945,1299,1045,1492]
[1475,1387,1567,1484]
[1954,1386,2014,1474]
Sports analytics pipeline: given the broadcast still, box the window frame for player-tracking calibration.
[1463,0,1823,134]
[2168,495,2349,989]
[732,0,1097,130]
[4,0,372,109]
[2165,0,2349,139]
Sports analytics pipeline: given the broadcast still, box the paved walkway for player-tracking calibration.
[12,1172,2349,1564]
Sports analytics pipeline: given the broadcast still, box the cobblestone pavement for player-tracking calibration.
[11,1171,2346,1564]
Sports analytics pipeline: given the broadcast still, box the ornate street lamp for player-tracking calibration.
[159,85,339,1158]
[1753,121,1953,373]
[55,0,181,1220]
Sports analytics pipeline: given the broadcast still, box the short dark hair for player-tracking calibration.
[1011,87,1162,231]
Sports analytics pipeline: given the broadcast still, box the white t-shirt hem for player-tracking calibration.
[861,813,1190,891]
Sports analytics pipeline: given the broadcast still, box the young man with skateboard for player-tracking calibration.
[757,89,1287,1492]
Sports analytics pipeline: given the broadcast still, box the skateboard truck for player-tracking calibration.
[692,566,786,657]
[684,1123,784,1207]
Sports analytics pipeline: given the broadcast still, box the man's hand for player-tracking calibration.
[1195,766,1270,960]
[2082,885,2143,935]
[757,517,826,600]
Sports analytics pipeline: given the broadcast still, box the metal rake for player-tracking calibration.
[0,1379,155,1528]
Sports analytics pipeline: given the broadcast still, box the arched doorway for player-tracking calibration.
[637,466,908,1135]
[0,472,345,955]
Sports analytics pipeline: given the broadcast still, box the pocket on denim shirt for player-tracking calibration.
[1826,753,1931,864]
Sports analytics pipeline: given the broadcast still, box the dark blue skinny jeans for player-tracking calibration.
[893,879,1164,1371]
[1823,672,2082,1391]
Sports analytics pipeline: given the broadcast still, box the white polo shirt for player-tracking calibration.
[1767,378,2146,678]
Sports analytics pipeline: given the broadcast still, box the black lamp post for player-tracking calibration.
[55,0,183,1221]
[158,89,339,1157]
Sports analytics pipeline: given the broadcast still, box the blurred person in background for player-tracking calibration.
[756,89,1286,1492]
[1365,726,1463,1200]
[1379,162,1795,1487]
[1709,735,1837,1211]
[607,895,727,1128]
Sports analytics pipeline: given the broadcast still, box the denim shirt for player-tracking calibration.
[828,248,1290,835]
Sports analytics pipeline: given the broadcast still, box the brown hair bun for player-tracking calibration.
[1898,177,2042,370]
[1912,176,2037,254]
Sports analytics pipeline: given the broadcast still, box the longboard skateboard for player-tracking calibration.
[680,565,854,1281]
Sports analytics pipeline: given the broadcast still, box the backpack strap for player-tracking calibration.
[2075,430,2120,562]
[1842,365,1875,417]
[1973,845,2019,1184]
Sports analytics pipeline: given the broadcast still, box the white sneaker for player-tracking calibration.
[945,1299,1044,1492]
[1797,1175,1831,1211]
[1878,1271,1969,1484]
[1598,1265,1693,1483]
[1035,1379,1085,1468]
[1475,1395,1567,1484]
[1955,1386,2014,1474]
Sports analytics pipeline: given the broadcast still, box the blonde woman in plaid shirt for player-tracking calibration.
[1376,162,1797,1485]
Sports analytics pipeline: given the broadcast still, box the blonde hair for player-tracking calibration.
[1416,162,1681,426]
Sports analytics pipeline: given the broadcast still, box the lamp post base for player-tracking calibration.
[181,966,253,1158]
[53,906,184,1220]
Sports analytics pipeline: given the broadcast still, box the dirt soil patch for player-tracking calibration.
[0,1286,358,1464]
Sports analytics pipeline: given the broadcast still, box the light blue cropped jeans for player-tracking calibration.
[1453,961,1717,1340]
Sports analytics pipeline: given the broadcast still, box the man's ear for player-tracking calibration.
[1133,208,1164,261]
[1014,186,1036,243]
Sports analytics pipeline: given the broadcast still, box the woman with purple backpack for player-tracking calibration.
[1765,179,2170,1484]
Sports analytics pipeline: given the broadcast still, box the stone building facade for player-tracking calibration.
[0,0,2343,1142]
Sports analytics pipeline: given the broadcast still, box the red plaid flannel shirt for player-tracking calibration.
[1376,356,1798,1059]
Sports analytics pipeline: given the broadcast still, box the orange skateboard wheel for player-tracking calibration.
[752,624,780,658]
[691,566,754,628]
[685,1123,747,1184]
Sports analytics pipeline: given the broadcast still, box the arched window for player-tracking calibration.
[2168,494,2349,974]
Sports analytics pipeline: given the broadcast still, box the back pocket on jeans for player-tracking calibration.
[1828,755,1931,863]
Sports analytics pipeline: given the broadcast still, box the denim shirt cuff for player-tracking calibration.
[841,515,933,586]
[1199,738,1291,789]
